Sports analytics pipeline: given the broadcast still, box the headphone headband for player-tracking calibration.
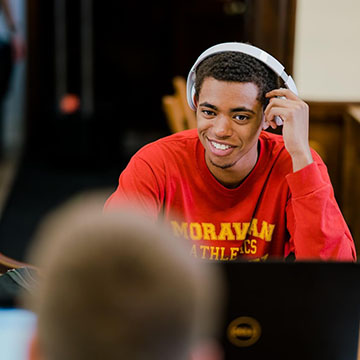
[186,42,298,110]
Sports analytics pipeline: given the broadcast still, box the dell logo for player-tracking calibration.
[227,316,262,347]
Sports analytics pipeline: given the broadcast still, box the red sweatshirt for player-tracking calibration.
[105,129,356,261]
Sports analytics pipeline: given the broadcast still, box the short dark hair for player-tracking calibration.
[194,51,280,107]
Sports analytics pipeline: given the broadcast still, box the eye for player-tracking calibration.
[201,109,216,118]
[233,114,249,122]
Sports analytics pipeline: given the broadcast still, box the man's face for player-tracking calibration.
[196,77,264,184]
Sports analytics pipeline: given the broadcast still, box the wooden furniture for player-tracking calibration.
[307,102,350,206]
[0,252,34,275]
[162,77,196,133]
[343,106,360,251]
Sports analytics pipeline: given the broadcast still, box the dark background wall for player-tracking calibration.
[26,0,296,166]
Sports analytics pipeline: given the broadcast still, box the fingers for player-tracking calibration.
[266,88,298,101]
[263,88,307,129]
[264,89,311,165]
[265,106,290,122]
[264,96,290,128]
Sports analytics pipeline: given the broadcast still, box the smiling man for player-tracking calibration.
[105,43,356,261]
[197,80,264,188]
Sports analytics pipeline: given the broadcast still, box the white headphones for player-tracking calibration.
[186,42,298,111]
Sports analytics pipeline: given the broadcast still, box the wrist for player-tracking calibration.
[290,148,313,172]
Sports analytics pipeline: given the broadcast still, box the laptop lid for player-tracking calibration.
[219,261,360,360]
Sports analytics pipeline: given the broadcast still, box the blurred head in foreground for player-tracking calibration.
[24,194,224,360]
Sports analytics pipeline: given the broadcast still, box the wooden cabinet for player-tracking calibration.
[307,102,347,206]
[343,106,360,250]
[306,103,360,251]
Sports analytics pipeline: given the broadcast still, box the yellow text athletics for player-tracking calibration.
[190,241,258,260]
[170,219,275,242]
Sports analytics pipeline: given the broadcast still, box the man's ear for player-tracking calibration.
[193,95,198,109]
[28,329,44,360]
[190,340,224,360]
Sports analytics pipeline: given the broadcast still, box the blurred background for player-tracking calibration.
[0,0,359,262]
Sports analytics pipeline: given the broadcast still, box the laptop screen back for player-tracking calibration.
[219,261,360,360]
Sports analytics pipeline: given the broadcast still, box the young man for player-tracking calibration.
[25,195,223,360]
[105,43,356,261]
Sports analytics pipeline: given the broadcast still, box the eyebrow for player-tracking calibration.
[199,102,218,110]
[199,102,256,114]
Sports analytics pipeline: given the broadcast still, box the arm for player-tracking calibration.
[265,89,356,260]
[104,155,164,220]
[285,160,356,261]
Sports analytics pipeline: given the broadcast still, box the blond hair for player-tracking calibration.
[25,193,223,360]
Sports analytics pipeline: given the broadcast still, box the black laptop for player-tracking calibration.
[219,261,360,360]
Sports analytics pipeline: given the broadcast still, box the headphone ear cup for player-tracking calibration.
[274,116,284,126]
[191,85,196,109]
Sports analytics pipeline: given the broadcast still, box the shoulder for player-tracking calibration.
[259,131,285,150]
[259,131,326,178]
[122,129,199,182]
[153,129,198,146]
[259,131,289,166]
[136,129,199,159]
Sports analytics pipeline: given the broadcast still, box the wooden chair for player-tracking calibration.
[162,76,196,133]
[0,252,34,275]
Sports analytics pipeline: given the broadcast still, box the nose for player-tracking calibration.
[213,115,232,138]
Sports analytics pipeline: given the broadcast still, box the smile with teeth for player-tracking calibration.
[210,140,233,150]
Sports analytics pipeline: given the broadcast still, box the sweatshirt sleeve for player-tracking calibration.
[285,161,356,261]
[104,154,164,220]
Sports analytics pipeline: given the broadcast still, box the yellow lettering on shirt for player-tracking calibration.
[189,244,260,261]
[189,222,202,240]
[244,239,251,254]
[249,253,269,262]
[170,220,275,242]
[190,244,197,258]
[201,222,218,240]
[220,247,229,261]
[248,218,259,237]
[209,246,221,260]
[250,239,257,254]
[259,221,275,242]
[230,247,240,260]
[232,222,250,240]
[218,223,235,241]
[200,245,210,259]
[171,221,188,239]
